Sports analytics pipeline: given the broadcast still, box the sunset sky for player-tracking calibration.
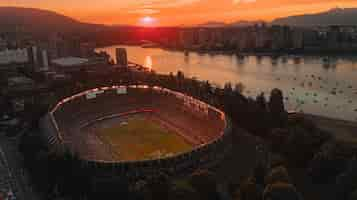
[1,0,357,26]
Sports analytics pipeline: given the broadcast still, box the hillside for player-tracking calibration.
[194,20,266,28]
[272,8,357,26]
[0,7,107,34]
[230,20,266,27]
[195,21,227,28]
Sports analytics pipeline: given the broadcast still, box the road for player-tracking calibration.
[0,137,38,200]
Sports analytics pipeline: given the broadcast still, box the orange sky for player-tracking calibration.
[1,0,357,26]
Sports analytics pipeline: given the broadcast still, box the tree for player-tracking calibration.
[176,71,185,91]
[223,83,233,96]
[284,125,324,167]
[189,170,219,200]
[255,92,272,133]
[169,180,199,200]
[264,166,291,186]
[254,163,267,186]
[263,182,301,200]
[269,128,289,152]
[335,159,357,199]
[269,88,287,128]
[202,81,213,102]
[89,177,129,200]
[131,180,151,200]
[239,177,263,200]
[256,93,267,111]
[147,172,170,200]
[348,189,357,200]
[234,83,245,94]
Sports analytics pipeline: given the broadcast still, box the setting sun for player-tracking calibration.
[139,16,157,26]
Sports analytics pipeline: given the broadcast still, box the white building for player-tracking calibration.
[0,48,28,65]
[52,57,89,67]
[51,56,90,72]
[115,48,128,67]
[198,28,211,46]
[0,47,49,71]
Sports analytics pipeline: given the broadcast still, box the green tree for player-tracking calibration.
[269,88,288,128]
[189,170,219,200]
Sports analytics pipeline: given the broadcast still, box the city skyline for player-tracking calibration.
[1,0,357,26]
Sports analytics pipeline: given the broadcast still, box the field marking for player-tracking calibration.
[87,113,193,161]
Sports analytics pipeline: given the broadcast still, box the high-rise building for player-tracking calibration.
[27,46,50,71]
[302,29,320,51]
[291,28,304,50]
[47,33,83,59]
[211,28,224,46]
[179,29,196,49]
[27,46,38,66]
[236,28,256,51]
[38,50,49,71]
[255,27,272,49]
[327,26,341,50]
[0,38,6,50]
[198,28,211,47]
[115,48,128,67]
[271,25,291,50]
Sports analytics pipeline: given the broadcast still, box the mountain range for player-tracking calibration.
[196,8,357,27]
[0,7,107,34]
[272,8,357,26]
[195,20,265,28]
[1,6,357,33]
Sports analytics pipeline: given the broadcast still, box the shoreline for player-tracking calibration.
[124,61,357,123]
[290,112,357,125]
[291,112,357,144]
[96,46,357,123]
[97,43,357,57]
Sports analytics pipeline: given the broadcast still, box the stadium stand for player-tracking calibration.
[40,85,232,181]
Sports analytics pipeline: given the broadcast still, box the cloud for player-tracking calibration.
[136,0,200,9]
[127,0,201,15]
[128,8,160,15]
[233,0,256,4]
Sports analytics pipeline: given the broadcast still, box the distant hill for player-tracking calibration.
[229,20,266,27]
[272,8,357,26]
[0,7,107,34]
[194,21,227,28]
[194,20,265,28]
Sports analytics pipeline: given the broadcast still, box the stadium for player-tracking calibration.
[40,85,232,181]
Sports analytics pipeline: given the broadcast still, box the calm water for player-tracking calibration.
[96,45,357,122]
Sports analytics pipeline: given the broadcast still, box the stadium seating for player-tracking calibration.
[40,85,232,181]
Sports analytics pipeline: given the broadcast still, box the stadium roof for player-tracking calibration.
[52,57,89,67]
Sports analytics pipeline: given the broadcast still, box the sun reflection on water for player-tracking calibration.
[145,55,153,70]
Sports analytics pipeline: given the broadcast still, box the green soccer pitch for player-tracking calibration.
[97,116,193,161]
